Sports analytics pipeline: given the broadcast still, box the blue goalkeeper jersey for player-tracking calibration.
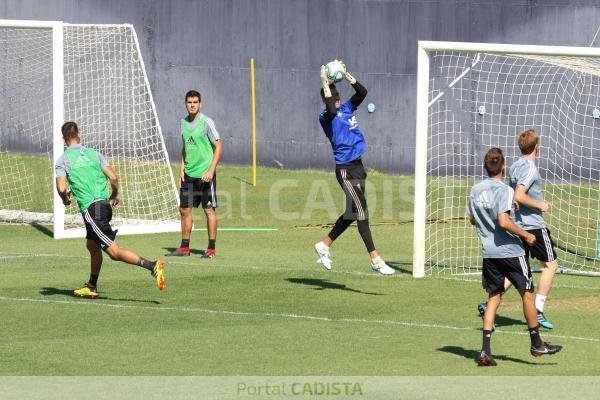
[319,100,366,165]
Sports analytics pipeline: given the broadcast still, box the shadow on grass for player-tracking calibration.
[386,261,413,275]
[286,278,383,296]
[163,247,205,256]
[438,345,557,366]
[39,287,160,304]
[494,315,526,329]
[31,223,53,238]
[231,176,253,185]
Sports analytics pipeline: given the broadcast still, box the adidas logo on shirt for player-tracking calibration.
[475,191,491,209]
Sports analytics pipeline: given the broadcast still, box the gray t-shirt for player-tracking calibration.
[466,178,525,258]
[508,156,545,229]
[55,144,108,177]
[185,113,221,144]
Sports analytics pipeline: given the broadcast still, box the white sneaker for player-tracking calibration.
[371,257,395,275]
[314,242,332,270]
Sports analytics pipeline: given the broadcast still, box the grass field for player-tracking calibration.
[2,166,600,382]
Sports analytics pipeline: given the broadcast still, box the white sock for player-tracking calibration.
[371,256,382,264]
[318,241,329,249]
[535,294,547,312]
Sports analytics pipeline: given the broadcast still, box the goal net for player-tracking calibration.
[413,41,600,277]
[0,20,179,238]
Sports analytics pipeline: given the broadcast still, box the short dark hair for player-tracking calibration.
[518,129,539,155]
[185,90,201,102]
[61,121,79,142]
[320,84,337,100]
[484,147,505,177]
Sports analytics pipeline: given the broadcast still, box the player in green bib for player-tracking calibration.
[166,90,223,258]
[55,122,166,298]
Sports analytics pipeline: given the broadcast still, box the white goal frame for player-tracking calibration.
[0,19,180,239]
[413,40,600,278]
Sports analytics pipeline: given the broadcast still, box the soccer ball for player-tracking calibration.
[325,60,346,84]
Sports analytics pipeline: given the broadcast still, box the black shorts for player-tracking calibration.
[482,256,533,293]
[180,173,217,209]
[524,228,557,262]
[335,159,368,221]
[82,200,117,250]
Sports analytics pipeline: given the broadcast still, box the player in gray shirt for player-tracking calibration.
[467,147,561,366]
[508,129,558,330]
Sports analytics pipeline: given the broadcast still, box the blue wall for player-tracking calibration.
[2,0,600,172]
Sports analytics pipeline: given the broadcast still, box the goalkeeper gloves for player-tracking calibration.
[344,70,357,85]
[320,65,332,97]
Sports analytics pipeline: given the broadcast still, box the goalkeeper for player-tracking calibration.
[55,122,166,298]
[467,147,561,366]
[313,61,395,275]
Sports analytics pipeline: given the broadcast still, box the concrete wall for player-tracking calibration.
[2,0,600,173]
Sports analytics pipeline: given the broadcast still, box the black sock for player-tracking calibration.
[89,274,99,288]
[181,239,190,249]
[138,257,156,272]
[482,329,492,354]
[208,239,216,250]
[529,326,543,348]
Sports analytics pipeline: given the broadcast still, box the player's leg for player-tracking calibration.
[478,278,512,318]
[167,175,195,256]
[344,161,394,274]
[84,200,165,290]
[201,207,217,258]
[478,258,506,366]
[507,255,562,356]
[314,216,351,270]
[105,242,165,291]
[87,239,102,285]
[478,291,501,366]
[74,239,102,298]
[530,228,558,329]
[517,288,561,356]
[314,166,353,269]
[200,177,218,259]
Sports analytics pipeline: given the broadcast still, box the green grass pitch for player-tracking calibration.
[1,166,600,377]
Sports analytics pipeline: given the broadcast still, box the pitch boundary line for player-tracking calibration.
[0,295,598,343]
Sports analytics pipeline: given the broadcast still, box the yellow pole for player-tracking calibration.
[250,57,257,186]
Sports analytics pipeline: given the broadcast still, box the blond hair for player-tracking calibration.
[518,129,539,155]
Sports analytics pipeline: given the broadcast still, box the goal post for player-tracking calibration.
[0,19,180,238]
[414,40,600,277]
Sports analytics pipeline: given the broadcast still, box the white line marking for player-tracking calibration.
[0,295,598,343]
[2,252,598,287]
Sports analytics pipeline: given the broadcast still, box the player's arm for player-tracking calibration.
[348,79,367,110]
[202,118,223,182]
[202,139,222,182]
[55,156,71,205]
[55,176,71,206]
[498,211,536,246]
[514,184,549,212]
[343,65,367,109]
[321,65,337,121]
[180,146,186,186]
[102,165,120,207]
[465,199,475,225]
